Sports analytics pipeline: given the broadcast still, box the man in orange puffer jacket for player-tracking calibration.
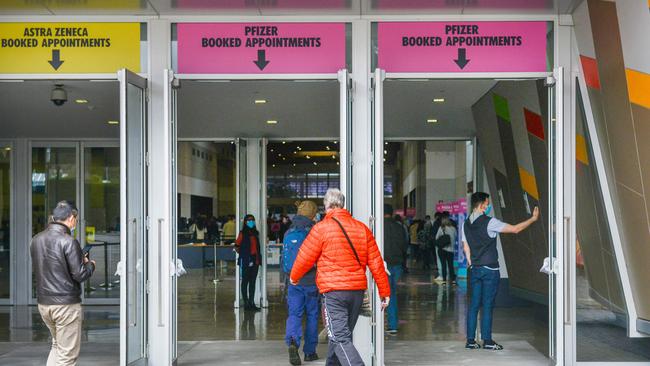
[290,188,390,366]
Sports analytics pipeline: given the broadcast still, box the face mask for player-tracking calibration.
[484,204,493,216]
[246,221,255,229]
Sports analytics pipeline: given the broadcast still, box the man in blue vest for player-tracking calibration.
[284,200,319,365]
[462,192,539,350]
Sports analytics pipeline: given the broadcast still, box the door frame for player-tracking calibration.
[371,67,565,365]
[0,139,13,305]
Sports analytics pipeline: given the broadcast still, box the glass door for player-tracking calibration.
[548,67,565,364]
[234,138,247,308]
[339,69,352,202]
[119,69,148,366]
[371,68,385,366]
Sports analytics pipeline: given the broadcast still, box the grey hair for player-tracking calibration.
[323,188,345,210]
[52,200,78,222]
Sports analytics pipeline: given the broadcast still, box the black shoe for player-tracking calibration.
[247,301,261,311]
[483,340,504,350]
[304,353,319,362]
[288,340,302,365]
[465,341,481,349]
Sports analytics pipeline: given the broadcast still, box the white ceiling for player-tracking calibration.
[0,80,120,139]
[177,80,341,139]
[0,0,583,16]
[384,79,497,139]
[0,78,498,140]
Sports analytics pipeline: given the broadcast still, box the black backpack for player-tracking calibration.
[435,228,452,249]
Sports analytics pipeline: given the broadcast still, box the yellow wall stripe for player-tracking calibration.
[626,68,650,109]
[576,134,590,165]
[519,167,539,201]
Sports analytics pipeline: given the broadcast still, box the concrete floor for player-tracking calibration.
[2,265,649,365]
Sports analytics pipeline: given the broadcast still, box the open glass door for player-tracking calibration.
[119,69,148,366]
[339,69,352,202]
[548,67,565,365]
[234,138,247,308]
[371,68,385,366]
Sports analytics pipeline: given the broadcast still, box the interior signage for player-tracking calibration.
[177,23,346,74]
[0,23,141,73]
[377,21,547,73]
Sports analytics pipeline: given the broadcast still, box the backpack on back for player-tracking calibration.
[435,228,452,250]
[282,226,309,273]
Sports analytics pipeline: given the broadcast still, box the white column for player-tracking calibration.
[350,19,374,366]
[146,19,173,366]
[245,138,266,307]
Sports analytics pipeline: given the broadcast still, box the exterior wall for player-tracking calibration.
[573,0,650,322]
[471,80,549,299]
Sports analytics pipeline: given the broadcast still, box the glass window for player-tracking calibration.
[31,146,77,298]
[0,145,10,299]
[83,147,120,299]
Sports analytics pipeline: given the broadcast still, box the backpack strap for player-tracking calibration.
[331,217,362,268]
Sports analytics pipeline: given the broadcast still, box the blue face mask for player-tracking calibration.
[484,204,493,216]
[246,221,255,229]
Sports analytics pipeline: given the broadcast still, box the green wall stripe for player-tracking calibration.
[493,93,511,122]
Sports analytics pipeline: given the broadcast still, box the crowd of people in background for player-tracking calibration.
[395,210,459,284]
[178,214,238,244]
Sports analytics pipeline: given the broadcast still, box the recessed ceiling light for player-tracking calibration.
[427,119,438,123]
[336,162,340,165]
[293,163,296,167]
[75,99,88,104]
[313,162,317,166]
[306,155,311,159]
[297,146,302,150]
[433,98,445,103]
[255,99,267,104]
[270,149,274,152]
[325,146,330,150]
[282,141,286,144]
[4,147,10,151]
[331,155,336,159]
[272,164,276,168]
[384,150,387,154]
[266,120,278,125]
[108,120,119,125]
[282,157,286,161]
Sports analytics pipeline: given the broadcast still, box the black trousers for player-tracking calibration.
[437,249,455,281]
[241,264,259,304]
[322,290,365,366]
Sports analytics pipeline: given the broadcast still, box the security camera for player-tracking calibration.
[50,84,67,106]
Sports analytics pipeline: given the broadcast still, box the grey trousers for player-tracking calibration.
[322,290,365,366]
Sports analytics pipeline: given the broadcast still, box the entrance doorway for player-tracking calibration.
[372,74,562,365]
[171,73,350,364]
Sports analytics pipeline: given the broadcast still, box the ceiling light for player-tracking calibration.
[278,153,282,157]
[384,150,387,154]
[385,142,388,145]
[331,155,336,159]
[325,146,330,150]
[282,141,286,144]
[333,141,338,144]
[427,119,438,123]
[266,120,278,125]
[293,163,296,167]
[313,162,318,166]
[270,149,274,152]
[294,151,298,154]
[4,147,11,151]
[433,98,445,103]
[75,99,88,104]
[283,157,286,161]
[306,155,311,159]
[297,146,302,150]
[336,162,340,165]
[108,120,119,125]
[272,164,276,168]
[255,99,267,104]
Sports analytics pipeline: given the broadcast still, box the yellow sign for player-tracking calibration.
[0,23,141,73]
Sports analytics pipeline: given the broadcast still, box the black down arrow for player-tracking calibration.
[253,49,270,71]
[48,49,64,70]
[454,48,470,70]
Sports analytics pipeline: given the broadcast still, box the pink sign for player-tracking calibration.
[378,21,547,73]
[177,23,346,74]
[177,0,347,9]
[436,198,467,214]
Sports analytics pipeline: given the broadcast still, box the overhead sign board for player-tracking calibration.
[177,23,346,74]
[378,21,547,73]
[0,23,141,74]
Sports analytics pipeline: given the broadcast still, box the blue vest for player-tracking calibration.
[464,215,499,268]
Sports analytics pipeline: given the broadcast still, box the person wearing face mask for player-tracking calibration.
[462,192,539,351]
[236,214,262,311]
[30,200,96,366]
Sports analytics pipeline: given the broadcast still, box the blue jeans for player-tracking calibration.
[466,266,500,342]
[285,284,319,355]
[387,264,403,330]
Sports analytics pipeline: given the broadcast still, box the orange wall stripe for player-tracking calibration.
[576,134,589,165]
[625,68,650,109]
[580,55,601,90]
[519,167,540,201]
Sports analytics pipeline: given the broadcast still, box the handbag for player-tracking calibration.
[331,217,373,317]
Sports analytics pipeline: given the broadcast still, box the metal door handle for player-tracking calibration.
[158,218,165,327]
[129,218,138,327]
[563,216,571,325]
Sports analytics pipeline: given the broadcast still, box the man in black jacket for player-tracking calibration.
[383,204,408,334]
[31,201,95,366]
